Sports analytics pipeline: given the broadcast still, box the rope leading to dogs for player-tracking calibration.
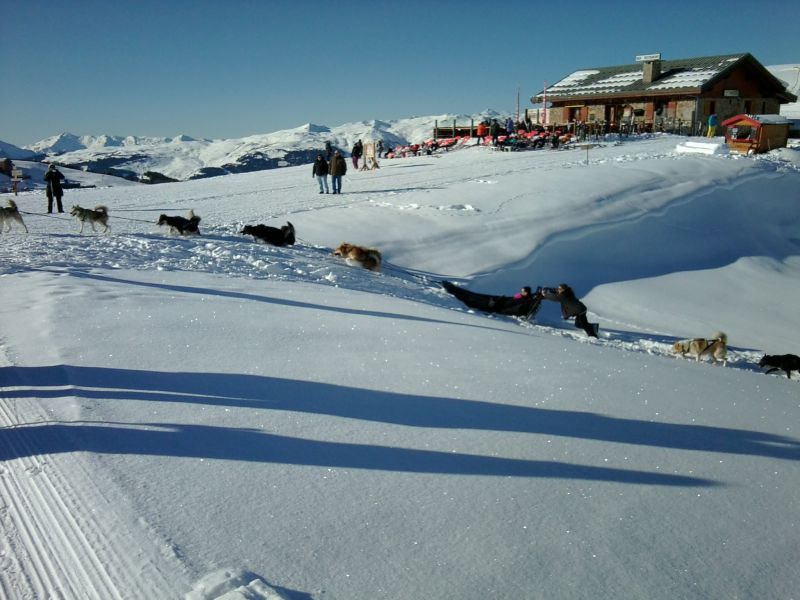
[20,209,160,225]
[381,260,437,285]
[107,214,154,224]
[19,210,73,223]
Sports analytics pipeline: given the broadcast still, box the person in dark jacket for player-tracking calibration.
[490,119,500,146]
[312,154,329,194]
[43,163,65,213]
[329,150,347,194]
[325,140,333,160]
[351,140,363,169]
[539,283,598,337]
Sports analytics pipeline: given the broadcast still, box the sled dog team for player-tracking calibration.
[3,198,797,378]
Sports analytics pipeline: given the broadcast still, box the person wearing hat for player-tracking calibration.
[538,283,599,337]
[43,163,65,213]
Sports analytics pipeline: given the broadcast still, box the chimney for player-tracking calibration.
[643,59,662,84]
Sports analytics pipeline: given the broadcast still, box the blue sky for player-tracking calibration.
[1,0,797,146]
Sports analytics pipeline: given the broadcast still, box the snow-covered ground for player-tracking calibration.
[1,134,799,600]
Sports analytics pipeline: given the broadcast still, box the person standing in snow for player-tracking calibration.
[476,121,488,144]
[330,150,347,194]
[707,113,718,138]
[312,154,329,194]
[490,119,501,146]
[351,140,363,169]
[43,163,65,213]
[325,140,333,160]
[538,283,598,338]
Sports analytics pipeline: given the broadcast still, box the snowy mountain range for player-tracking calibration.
[0,111,507,183]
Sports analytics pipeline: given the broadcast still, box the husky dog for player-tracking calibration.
[758,354,800,379]
[240,221,295,246]
[70,205,110,233]
[0,200,28,233]
[672,332,728,365]
[157,210,201,235]
[333,242,382,272]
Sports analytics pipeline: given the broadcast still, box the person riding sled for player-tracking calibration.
[441,281,542,321]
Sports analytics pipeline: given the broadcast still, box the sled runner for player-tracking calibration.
[441,281,542,321]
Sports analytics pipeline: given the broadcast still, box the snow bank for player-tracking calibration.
[674,140,729,155]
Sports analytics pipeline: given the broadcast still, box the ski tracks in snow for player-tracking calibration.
[0,362,190,600]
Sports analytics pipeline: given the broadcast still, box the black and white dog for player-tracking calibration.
[157,210,201,235]
[241,221,295,246]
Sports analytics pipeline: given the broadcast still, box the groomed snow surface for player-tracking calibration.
[1,135,799,600]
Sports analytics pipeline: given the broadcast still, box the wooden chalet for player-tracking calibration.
[530,53,797,135]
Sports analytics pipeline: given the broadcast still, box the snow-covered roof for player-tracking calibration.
[753,114,791,124]
[535,53,789,101]
[721,113,791,127]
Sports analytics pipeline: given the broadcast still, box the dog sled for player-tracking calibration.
[441,281,541,321]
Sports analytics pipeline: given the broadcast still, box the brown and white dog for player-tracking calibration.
[672,331,728,366]
[70,205,110,233]
[0,200,28,233]
[157,210,201,235]
[333,242,382,272]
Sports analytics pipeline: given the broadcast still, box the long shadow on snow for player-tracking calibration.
[0,420,713,486]
[2,364,798,463]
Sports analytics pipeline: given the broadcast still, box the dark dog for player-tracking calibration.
[241,221,295,246]
[157,210,201,235]
[759,354,800,379]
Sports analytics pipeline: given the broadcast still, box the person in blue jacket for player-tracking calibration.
[707,113,718,138]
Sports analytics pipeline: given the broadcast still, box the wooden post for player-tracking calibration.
[11,169,23,196]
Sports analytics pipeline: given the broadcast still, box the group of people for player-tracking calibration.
[312,151,348,194]
[515,283,598,337]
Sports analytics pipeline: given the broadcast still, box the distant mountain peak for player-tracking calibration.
[12,110,513,181]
